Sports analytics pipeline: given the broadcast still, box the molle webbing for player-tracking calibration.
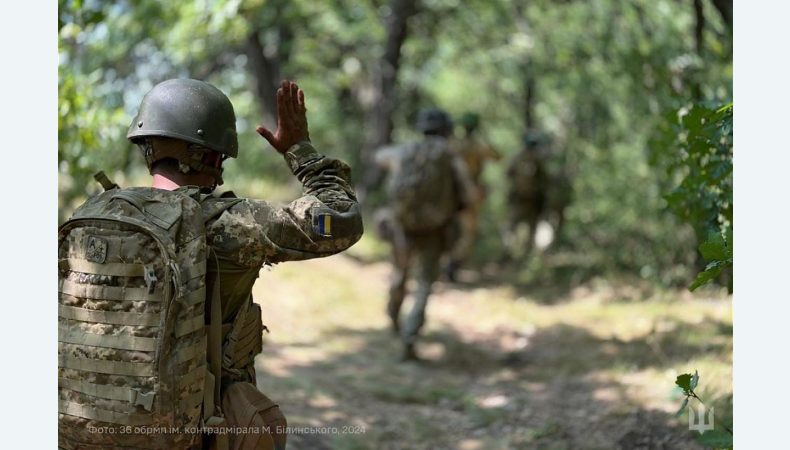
[58,378,163,411]
[59,355,155,377]
[59,258,147,277]
[180,285,206,307]
[176,336,208,364]
[178,364,207,389]
[225,302,263,369]
[58,304,160,327]
[175,314,204,337]
[58,324,157,352]
[59,400,155,426]
[59,278,164,302]
[221,297,250,368]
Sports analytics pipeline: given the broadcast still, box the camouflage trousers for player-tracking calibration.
[502,193,546,261]
[385,222,449,345]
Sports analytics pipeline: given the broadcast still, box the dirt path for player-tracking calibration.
[251,254,732,450]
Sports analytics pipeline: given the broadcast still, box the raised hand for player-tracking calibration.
[256,80,310,154]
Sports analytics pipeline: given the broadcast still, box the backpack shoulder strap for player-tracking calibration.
[204,250,229,450]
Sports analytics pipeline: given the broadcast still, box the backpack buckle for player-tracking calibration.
[144,265,158,294]
[129,388,156,411]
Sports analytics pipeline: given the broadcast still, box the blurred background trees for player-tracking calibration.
[58,0,732,289]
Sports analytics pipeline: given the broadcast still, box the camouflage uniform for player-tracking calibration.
[200,140,361,449]
[542,152,572,244]
[455,135,500,184]
[201,141,362,381]
[59,77,360,450]
[449,134,500,266]
[504,136,550,261]
[375,136,474,353]
[59,141,361,450]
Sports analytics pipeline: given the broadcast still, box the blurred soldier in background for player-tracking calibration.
[503,130,550,263]
[503,129,573,263]
[445,112,501,281]
[374,108,476,361]
[543,144,573,246]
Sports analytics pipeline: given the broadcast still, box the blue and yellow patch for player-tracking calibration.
[314,213,332,237]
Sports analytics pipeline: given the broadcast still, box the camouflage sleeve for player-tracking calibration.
[206,141,363,267]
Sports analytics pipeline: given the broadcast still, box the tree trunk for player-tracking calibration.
[245,11,293,131]
[359,0,419,195]
[524,69,536,130]
[692,0,705,101]
[710,0,732,31]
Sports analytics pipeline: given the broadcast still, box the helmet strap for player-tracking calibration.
[141,137,225,185]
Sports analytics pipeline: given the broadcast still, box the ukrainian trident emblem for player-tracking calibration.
[688,404,714,434]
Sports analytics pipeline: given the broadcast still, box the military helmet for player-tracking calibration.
[127,78,238,158]
[459,112,480,130]
[415,108,453,135]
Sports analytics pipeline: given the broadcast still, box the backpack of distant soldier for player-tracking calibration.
[58,186,213,449]
[389,138,458,232]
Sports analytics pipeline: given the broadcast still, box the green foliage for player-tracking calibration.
[690,229,733,291]
[650,102,733,290]
[58,0,732,285]
[675,370,701,417]
[660,103,732,233]
[674,370,732,448]
[675,372,694,394]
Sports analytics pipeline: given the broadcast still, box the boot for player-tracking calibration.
[387,306,400,335]
[401,342,419,362]
[444,259,459,283]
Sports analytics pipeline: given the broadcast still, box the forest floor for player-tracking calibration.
[251,239,732,450]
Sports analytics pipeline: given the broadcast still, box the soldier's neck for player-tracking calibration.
[151,174,181,191]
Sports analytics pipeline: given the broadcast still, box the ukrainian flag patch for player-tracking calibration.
[314,213,332,237]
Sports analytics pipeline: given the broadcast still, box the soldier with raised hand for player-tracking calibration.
[59,78,363,450]
[374,108,476,361]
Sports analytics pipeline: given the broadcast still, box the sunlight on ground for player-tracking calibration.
[252,254,731,450]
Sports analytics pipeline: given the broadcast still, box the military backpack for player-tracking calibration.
[58,186,223,449]
[388,137,458,233]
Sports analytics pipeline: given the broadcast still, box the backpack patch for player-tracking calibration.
[84,235,108,263]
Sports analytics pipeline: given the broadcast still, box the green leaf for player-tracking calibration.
[675,373,693,393]
[689,262,725,291]
[715,102,733,116]
[675,396,689,417]
[690,370,699,390]
[698,230,727,261]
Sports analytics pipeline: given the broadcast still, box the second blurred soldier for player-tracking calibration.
[374,108,476,361]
